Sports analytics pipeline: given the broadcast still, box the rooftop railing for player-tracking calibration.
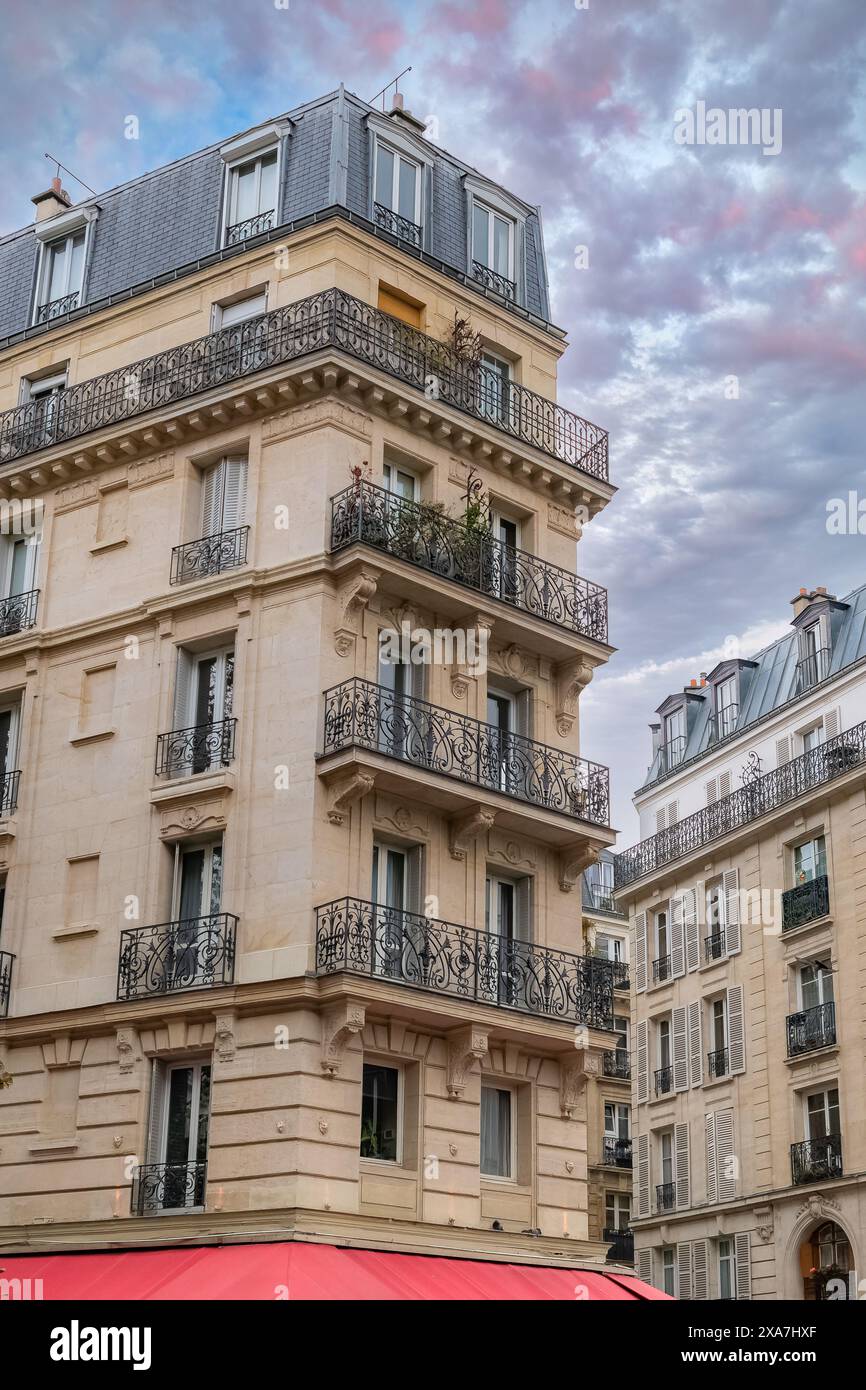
[373,203,422,248]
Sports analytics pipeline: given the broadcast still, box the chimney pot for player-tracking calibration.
[32,178,72,223]
[391,92,404,112]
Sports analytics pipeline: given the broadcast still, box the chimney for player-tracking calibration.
[387,92,427,134]
[790,586,836,620]
[649,723,661,758]
[32,175,71,223]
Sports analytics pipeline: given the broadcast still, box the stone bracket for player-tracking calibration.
[559,1043,603,1119]
[450,613,494,698]
[326,769,376,825]
[322,1001,366,1077]
[115,1027,140,1075]
[446,1026,489,1099]
[335,566,379,656]
[555,657,595,737]
[449,806,496,861]
[559,844,599,894]
[214,1011,237,1063]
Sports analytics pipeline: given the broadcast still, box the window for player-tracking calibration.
[360,1063,400,1162]
[802,724,823,754]
[714,675,738,738]
[382,461,419,500]
[706,880,725,958]
[173,840,223,922]
[486,686,530,793]
[800,961,834,1012]
[37,232,85,319]
[200,456,248,539]
[718,1237,736,1299]
[480,1084,514,1179]
[170,645,235,775]
[658,1018,671,1071]
[806,1087,840,1142]
[377,632,421,758]
[140,1059,211,1213]
[660,1130,674,1185]
[478,352,512,426]
[709,997,728,1077]
[1,530,39,611]
[370,841,422,979]
[794,835,827,886]
[664,706,686,767]
[224,151,278,243]
[653,907,670,980]
[472,201,514,285]
[374,141,421,233]
[213,291,267,329]
[613,1015,629,1054]
[484,872,531,1006]
[798,622,829,688]
[604,1102,630,1140]
[605,1191,631,1233]
[661,1247,677,1297]
[0,703,20,813]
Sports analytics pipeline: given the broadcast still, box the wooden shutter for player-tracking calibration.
[727,984,746,1073]
[406,846,424,916]
[677,1241,692,1300]
[716,1107,737,1201]
[514,876,531,941]
[636,1132,650,1218]
[145,1057,167,1165]
[734,1232,751,1299]
[824,708,840,741]
[656,807,666,834]
[723,867,741,955]
[705,778,717,805]
[688,999,703,1087]
[675,1122,690,1209]
[671,893,685,977]
[673,1006,689,1091]
[201,463,222,536]
[23,537,40,591]
[636,1019,649,1103]
[221,456,248,530]
[776,735,790,767]
[684,886,699,972]
[667,800,679,827]
[692,1239,709,1300]
[705,1113,718,1204]
[172,648,194,730]
[634,911,647,993]
[719,771,732,798]
[636,1247,653,1287]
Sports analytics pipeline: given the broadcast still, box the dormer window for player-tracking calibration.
[663,706,686,770]
[225,151,277,245]
[713,674,738,740]
[373,141,422,247]
[37,232,85,322]
[471,200,515,299]
[797,622,829,691]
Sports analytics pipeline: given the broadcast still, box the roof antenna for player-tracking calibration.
[369,67,412,113]
[44,153,96,198]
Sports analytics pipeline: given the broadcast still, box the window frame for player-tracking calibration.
[155,1058,212,1213]
[170,837,224,921]
[360,1059,403,1165]
[718,1237,737,1300]
[220,141,283,247]
[480,1080,517,1181]
[372,137,422,227]
[471,198,515,280]
[661,1246,677,1297]
[604,1100,630,1140]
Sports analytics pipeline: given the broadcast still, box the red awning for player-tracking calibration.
[0,1241,669,1301]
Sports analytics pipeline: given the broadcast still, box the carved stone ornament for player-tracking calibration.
[115,1028,138,1075]
[559,844,599,893]
[451,613,494,698]
[335,567,379,656]
[214,1011,236,1063]
[321,1001,366,1077]
[446,1026,488,1099]
[796,1192,840,1222]
[449,806,496,861]
[555,658,595,736]
[327,769,376,825]
[559,1046,602,1119]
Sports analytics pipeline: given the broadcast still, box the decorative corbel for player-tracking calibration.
[214,1011,237,1063]
[555,658,595,737]
[321,1001,366,1077]
[559,844,599,893]
[335,567,379,656]
[446,1026,488,1098]
[449,806,496,861]
[115,1027,139,1075]
[326,769,376,825]
[451,613,494,699]
[559,1045,602,1119]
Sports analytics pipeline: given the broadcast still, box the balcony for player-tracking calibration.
[35,291,80,324]
[601,1137,632,1168]
[0,770,20,816]
[131,1160,207,1214]
[155,717,237,778]
[653,1065,673,1096]
[117,913,237,1000]
[656,1181,676,1211]
[652,954,671,984]
[782,874,830,931]
[373,202,422,249]
[704,930,725,963]
[658,735,687,774]
[587,885,622,914]
[0,950,13,1018]
[707,1047,729,1079]
[225,210,275,245]
[589,951,629,990]
[321,679,610,827]
[0,288,608,481]
[471,260,516,301]
[603,1049,631,1080]
[0,589,39,638]
[170,525,249,585]
[330,481,608,644]
[603,1228,634,1262]
[787,1002,836,1057]
[708,703,739,745]
[315,897,615,1028]
[791,1134,843,1185]
[796,647,831,693]
[615,719,866,889]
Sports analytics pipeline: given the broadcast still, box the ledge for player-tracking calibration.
[783,1042,839,1067]
[28,1137,79,1155]
[779,914,833,943]
[52,923,99,941]
[150,767,236,809]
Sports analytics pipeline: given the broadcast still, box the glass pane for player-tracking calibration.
[9,539,27,597]
[222,654,235,720]
[360,1064,399,1160]
[0,711,10,774]
[472,203,489,266]
[68,234,85,293]
[493,215,510,275]
[195,1066,211,1163]
[233,162,257,222]
[397,158,417,222]
[497,881,514,940]
[480,1085,511,1177]
[258,154,277,213]
[208,845,223,914]
[385,850,405,910]
[179,850,205,920]
[164,1067,193,1165]
[375,146,395,209]
[47,241,67,301]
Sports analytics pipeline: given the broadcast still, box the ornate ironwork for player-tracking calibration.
[603,1049,631,1079]
[225,209,275,245]
[321,678,611,826]
[588,885,622,914]
[0,288,608,480]
[131,1160,207,1214]
[707,1047,729,1079]
[0,950,13,1018]
[373,202,422,248]
[654,1065,673,1096]
[0,589,39,638]
[708,703,739,744]
[787,1002,836,1057]
[35,291,80,324]
[471,260,516,300]
[330,481,608,641]
[656,1182,676,1211]
[782,874,830,931]
[603,1229,634,1262]
[796,647,831,692]
[117,913,238,1000]
[0,770,20,816]
[658,735,686,774]
[315,897,615,1028]
[601,1137,632,1168]
[170,525,249,585]
[652,954,672,984]
[791,1134,843,1185]
[740,750,763,784]
[155,717,237,778]
[615,720,866,889]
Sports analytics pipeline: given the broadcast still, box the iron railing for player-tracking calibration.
[0,950,13,1018]
[654,1065,673,1096]
[169,525,249,585]
[155,717,237,778]
[373,202,422,248]
[791,1134,843,1185]
[603,1229,634,1262]
[117,912,238,1000]
[0,770,20,816]
[471,260,516,300]
[704,930,726,962]
[652,954,672,984]
[615,719,866,889]
[0,589,39,638]
[656,1182,676,1211]
[589,950,629,990]
[314,897,615,1028]
[225,210,275,245]
[35,291,80,324]
[658,735,687,774]
[708,703,739,744]
[787,1002,836,1057]
[0,288,608,480]
[320,678,611,826]
[796,647,831,692]
[707,1047,729,1079]
[587,885,620,913]
[601,1137,632,1168]
[330,480,609,642]
[782,874,830,931]
[131,1160,207,1214]
[603,1049,631,1079]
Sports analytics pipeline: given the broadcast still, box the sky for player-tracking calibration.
[1,0,864,843]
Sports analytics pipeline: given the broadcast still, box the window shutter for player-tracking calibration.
[219,292,267,327]
[514,876,531,941]
[145,1057,167,1165]
[23,537,40,591]
[515,690,531,740]
[705,778,717,805]
[406,846,424,917]
[667,800,679,827]
[705,1112,718,1203]
[221,456,248,531]
[716,1107,737,1201]
[656,807,666,834]
[636,1247,653,1287]
[636,1019,649,1103]
[776,736,790,767]
[673,1006,688,1091]
[727,984,746,1074]
[172,648,194,730]
[723,867,741,955]
[201,463,222,536]
[634,911,647,993]
[675,1122,690,1209]
[824,708,840,741]
[636,1132,650,1218]
[684,886,699,972]
[734,1232,751,1299]
[677,1241,692,1300]
[671,894,685,977]
[688,999,703,1087]
[692,1239,709,1300]
[719,771,732,799]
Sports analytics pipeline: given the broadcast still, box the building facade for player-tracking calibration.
[0,87,624,1272]
[616,585,866,1299]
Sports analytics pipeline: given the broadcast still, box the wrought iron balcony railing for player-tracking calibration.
[0,949,13,1018]
[603,1229,634,1262]
[782,874,830,931]
[225,210,275,245]
[708,703,739,744]
[588,950,629,990]
[117,912,237,1000]
[321,678,611,826]
[603,1049,631,1080]
[330,480,609,642]
[791,1134,843,1185]
[652,954,672,984]
[131,1160,207,1214]
[169,525,249,585]
[35,291,80,324]
[0,589,39,638]
[373,202,423,248]
[654,1065,673,1096]
[656,1181,676,1211]
[796,647,831,692]
[315,897,615,1028]
[0,288,608,480]
[601,1137,632,1168]
[0,769,20,816]
[155,717,237,778]
[704,930,726,962]
[787,1002,836,1057]
[658,735,687,774]
[471,260,516,301]
[707,1047,729,1079]
[615,719,866,889]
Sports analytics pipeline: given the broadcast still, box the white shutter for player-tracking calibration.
[636,1247,653,1287]
[723,867,741,955]
[667,800,679,827]
[219,291,267,327]
[671,893,685,977]
[514,875,531,940]
[406,846,424,917]
[656,807,666,834]
[145,1057,166,1164]
[172,648,194,730]
[705,1113,718,1204]
[719,771,732,798]
[23,537,40,591]
[692,1239,709,1300]
[675,1122,690,1209]
[705,778,717,805]
[684,886,699,972]
[716,1107,737,1201]
[776,736,791,767]
[688,999,703,1088]
[824,708,840,741]
[677,1241,692,1300]
[636,1132,650,1218]
[201,463,222,536]
[221,456,248,531]
[734,1232,751,1299]
[673,1006,688,1091]
[636,1019,649,1103]
[634,911,647,993]
[727,984,746,1074]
